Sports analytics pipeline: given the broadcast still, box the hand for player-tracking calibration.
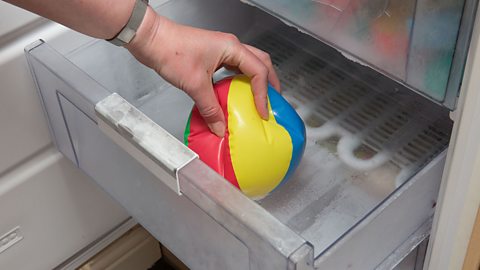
[126,7,281,137]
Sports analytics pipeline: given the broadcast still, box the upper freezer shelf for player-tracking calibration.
[244,0,478,109]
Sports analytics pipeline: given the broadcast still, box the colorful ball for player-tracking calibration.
[184,75,306,199]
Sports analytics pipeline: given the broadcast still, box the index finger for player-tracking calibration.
[222,42,270,120]
[243,44,281,92]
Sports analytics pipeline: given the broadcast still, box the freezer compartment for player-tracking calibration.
[26,0,452,269]
[244,0,478,109]
[250,28,451,256]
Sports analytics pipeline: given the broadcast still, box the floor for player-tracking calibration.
[148,259,177,270]
[150,245,189,270]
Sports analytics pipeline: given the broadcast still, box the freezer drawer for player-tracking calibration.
[245,0,478,109]
[26,0,452,269]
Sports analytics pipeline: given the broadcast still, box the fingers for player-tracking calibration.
[222,38,271,120]
[188,80,226,137]
[243,44,281,92]
[222,46,280,93]
[221,64,240,73]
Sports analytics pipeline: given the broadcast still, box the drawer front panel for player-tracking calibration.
[27,41,312,270]
[59,94,251,270]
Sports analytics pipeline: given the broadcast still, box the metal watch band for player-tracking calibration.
[107,0,149,46]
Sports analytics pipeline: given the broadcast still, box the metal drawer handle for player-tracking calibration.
[95,93,198,195]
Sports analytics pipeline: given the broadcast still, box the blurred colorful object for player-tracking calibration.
[184,75,306,199]
[371,0,414,59]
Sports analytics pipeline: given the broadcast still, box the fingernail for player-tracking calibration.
[208,121,226,137]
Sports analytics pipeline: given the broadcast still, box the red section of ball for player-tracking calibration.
[187,78,239,188]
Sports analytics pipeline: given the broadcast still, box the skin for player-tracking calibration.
[4,0,281,137]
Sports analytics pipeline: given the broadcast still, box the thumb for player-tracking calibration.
[189,81,226,137]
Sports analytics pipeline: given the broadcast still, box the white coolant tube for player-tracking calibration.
[337,134,390,171]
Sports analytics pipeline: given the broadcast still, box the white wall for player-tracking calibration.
[426,3,480,268]
[0,1,39,38]
[0,2,129,269]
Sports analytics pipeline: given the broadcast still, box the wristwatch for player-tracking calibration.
[107,0,149,46]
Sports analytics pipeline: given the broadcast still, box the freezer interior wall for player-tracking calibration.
[245,0,473,108]
[64,0,453,258]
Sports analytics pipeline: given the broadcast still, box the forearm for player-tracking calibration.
[4,0,136,39]
[4,0,279,137]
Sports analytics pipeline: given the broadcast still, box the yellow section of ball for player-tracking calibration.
[227,75,292,198]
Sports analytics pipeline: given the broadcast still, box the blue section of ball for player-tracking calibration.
[267,86,306,187]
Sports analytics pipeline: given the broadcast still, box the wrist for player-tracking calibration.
[125,7,164,57]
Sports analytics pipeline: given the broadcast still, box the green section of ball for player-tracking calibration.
[183,111,192,146]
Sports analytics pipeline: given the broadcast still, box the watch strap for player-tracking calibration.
[107,0,149,46]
